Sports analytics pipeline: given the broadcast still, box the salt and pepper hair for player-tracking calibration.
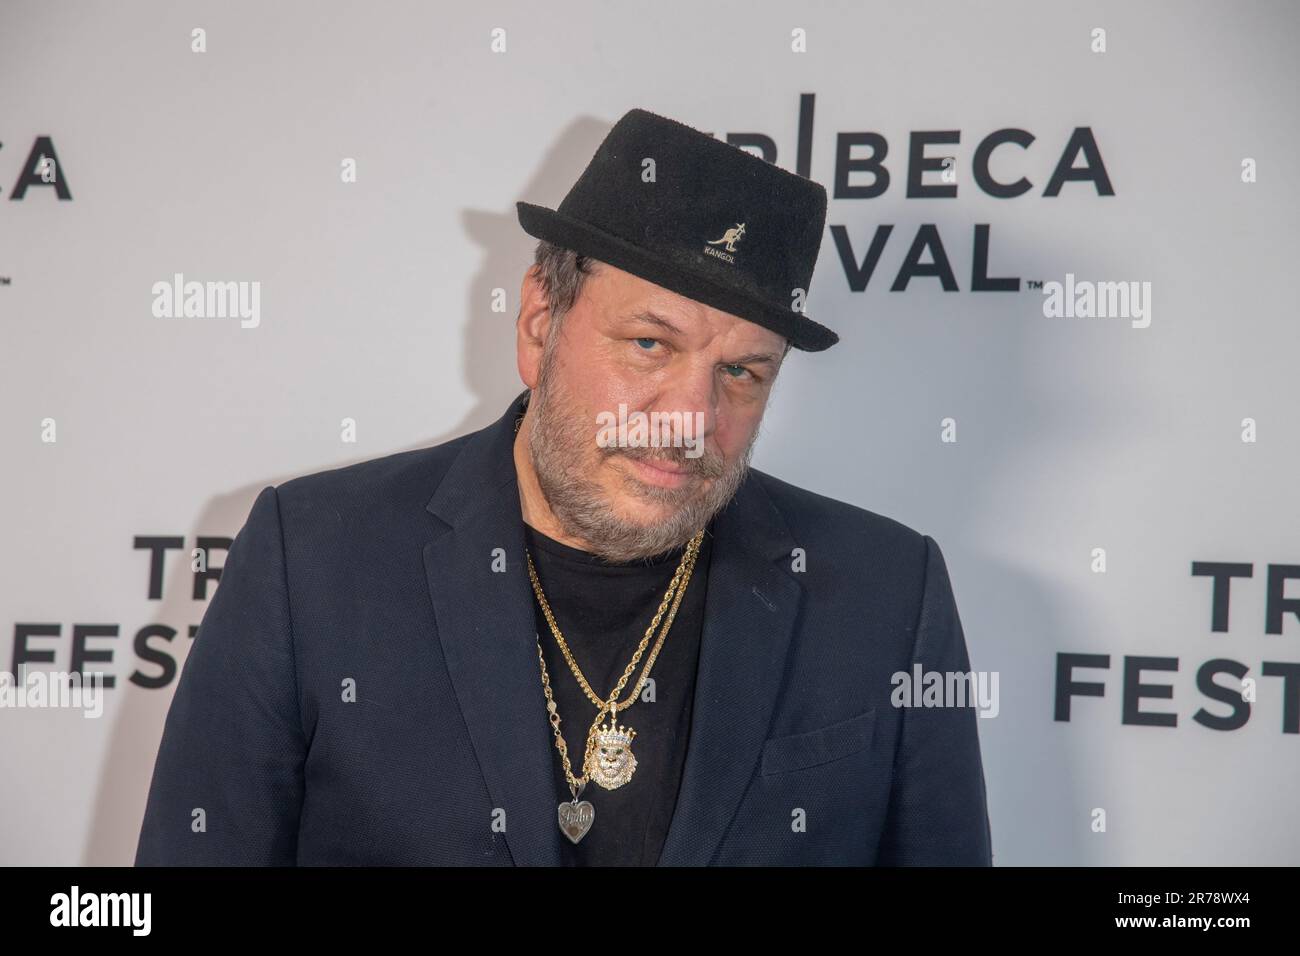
[531,241,599,347]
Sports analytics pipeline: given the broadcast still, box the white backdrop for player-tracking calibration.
[1,0,1297,866]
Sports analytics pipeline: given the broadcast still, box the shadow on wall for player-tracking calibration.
[82,112,615,866]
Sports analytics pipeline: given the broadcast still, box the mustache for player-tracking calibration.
[604,443,727,480]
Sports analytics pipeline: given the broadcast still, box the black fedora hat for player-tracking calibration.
[517,108,838,351]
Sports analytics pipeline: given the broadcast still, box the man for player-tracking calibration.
[135,108,993,866]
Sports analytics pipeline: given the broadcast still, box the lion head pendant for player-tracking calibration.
[587,717,638,789]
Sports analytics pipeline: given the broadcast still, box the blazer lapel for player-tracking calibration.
[657,470,803,866]
[423,391,562,866]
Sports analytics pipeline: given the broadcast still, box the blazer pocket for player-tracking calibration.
[761,708,877,776]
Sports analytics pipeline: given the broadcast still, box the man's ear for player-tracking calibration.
[516,265,552,389]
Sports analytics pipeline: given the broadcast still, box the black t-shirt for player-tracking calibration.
[523,521,713,866]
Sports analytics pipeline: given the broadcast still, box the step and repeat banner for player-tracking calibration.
[1,0,1297,866]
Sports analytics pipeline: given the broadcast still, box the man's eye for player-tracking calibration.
[634,337,658,351]
[721,364,753,380]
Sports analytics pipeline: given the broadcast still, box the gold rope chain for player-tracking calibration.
[530,532,702,793]
[526,528,703,712]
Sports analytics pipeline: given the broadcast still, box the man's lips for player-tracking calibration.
[620,455,692,488]
[636,457,686,474]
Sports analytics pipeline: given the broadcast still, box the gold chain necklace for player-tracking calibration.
[528,532,702,843]
[528,533,702,714]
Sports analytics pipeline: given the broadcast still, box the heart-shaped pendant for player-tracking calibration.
[557,799,595,844]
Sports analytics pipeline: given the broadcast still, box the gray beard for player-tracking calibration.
[526,367,757,563]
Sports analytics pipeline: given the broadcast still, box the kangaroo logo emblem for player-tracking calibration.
[707,223,746,253]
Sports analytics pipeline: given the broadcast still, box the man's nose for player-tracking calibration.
[651,366,718,440]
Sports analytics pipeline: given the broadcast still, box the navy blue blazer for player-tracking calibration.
[135,391,993,866]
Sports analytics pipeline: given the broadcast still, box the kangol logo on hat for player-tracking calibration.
[516,108,838,351]
[705,222,746,262]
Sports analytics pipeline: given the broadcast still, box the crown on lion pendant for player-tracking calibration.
[596,718,636,748]
[588,714,638,789]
